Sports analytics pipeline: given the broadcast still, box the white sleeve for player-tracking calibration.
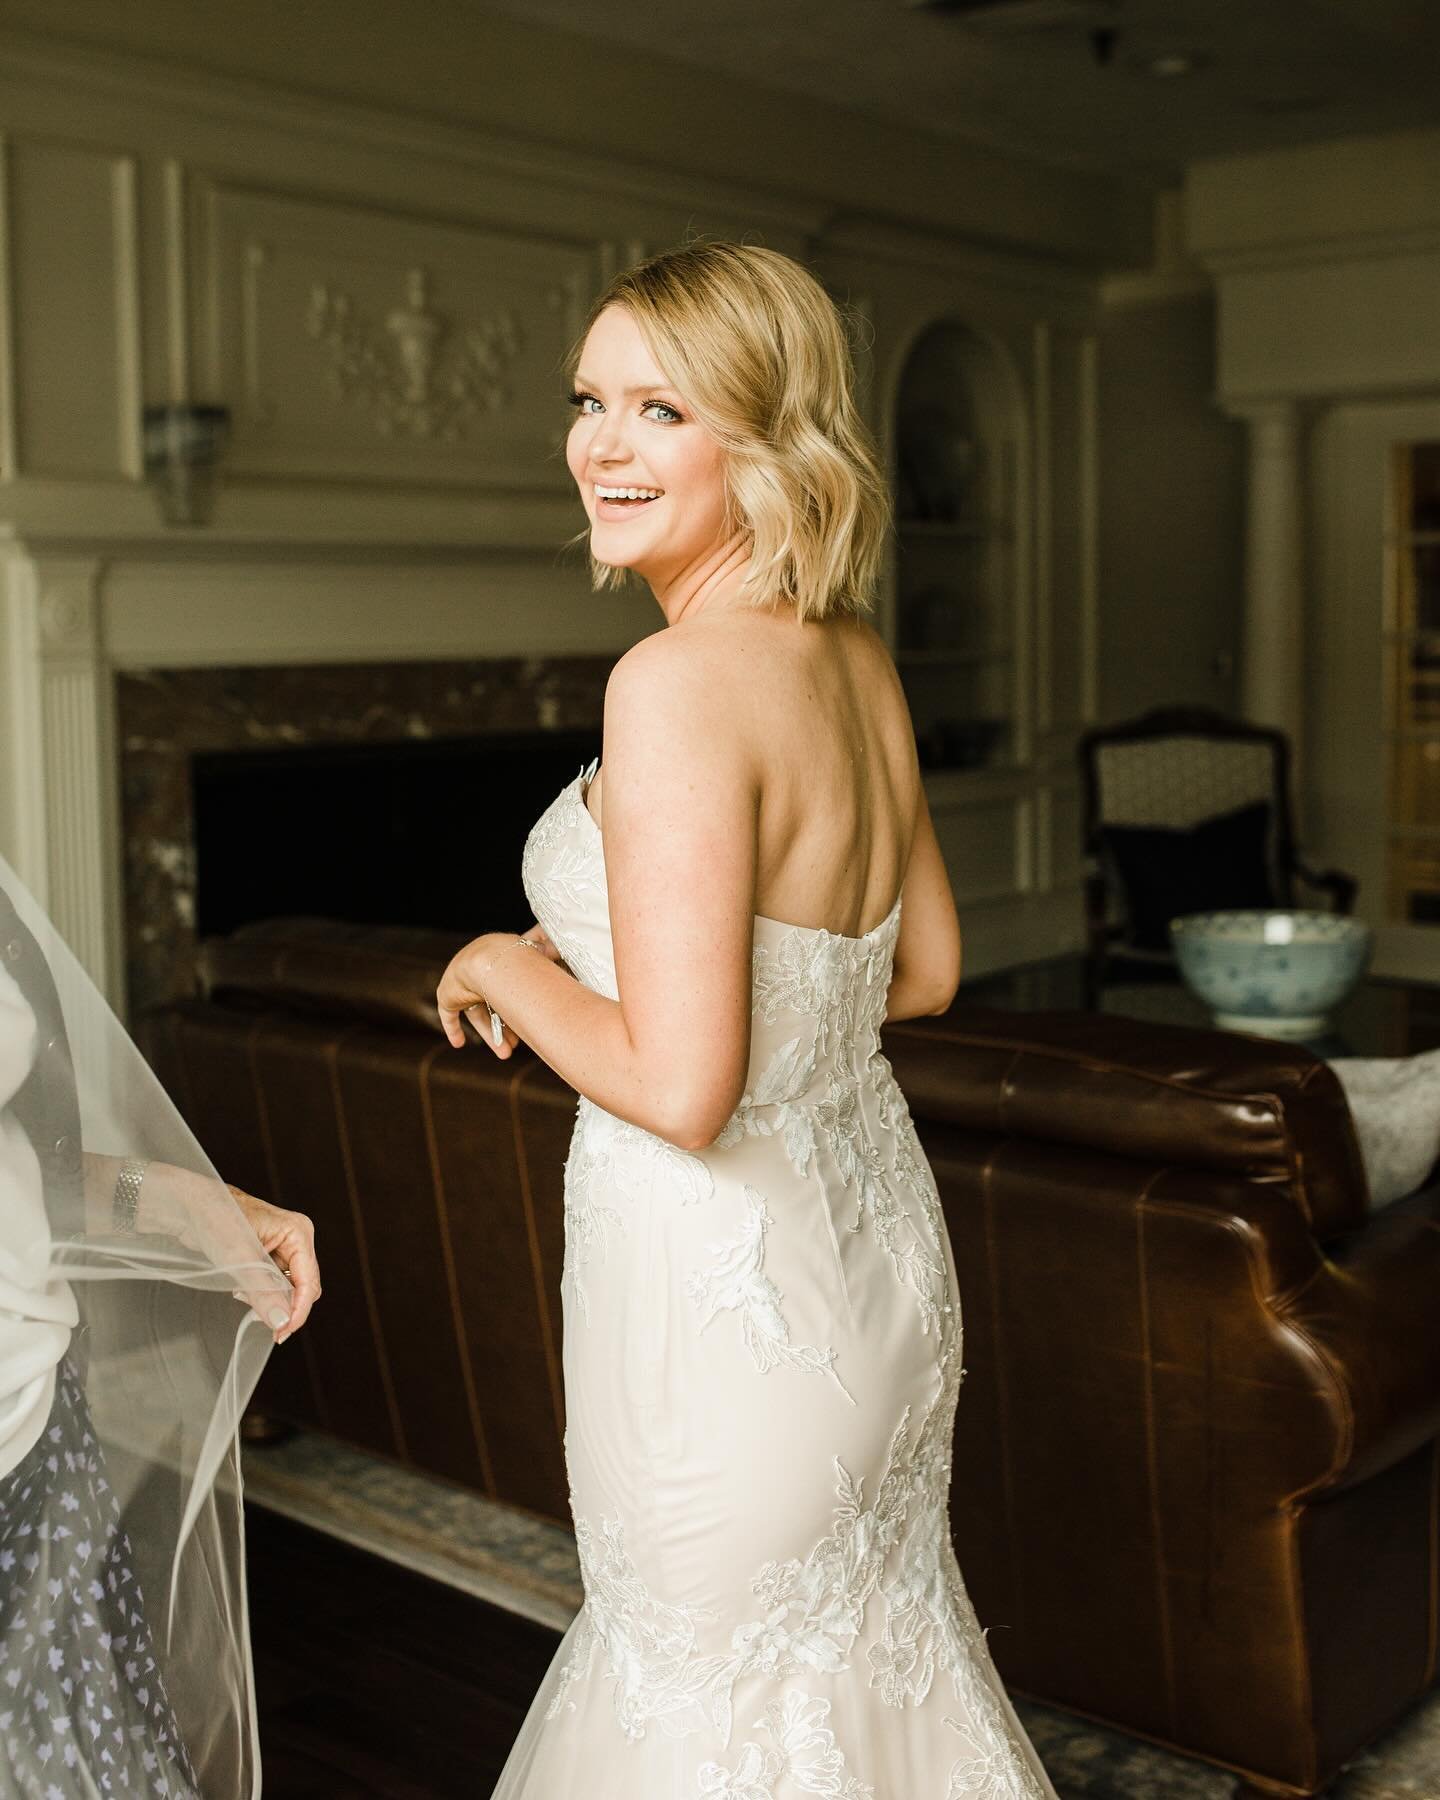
[0,961,77,1481]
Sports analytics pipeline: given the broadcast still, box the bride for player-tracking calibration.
[437,241,1057,1797]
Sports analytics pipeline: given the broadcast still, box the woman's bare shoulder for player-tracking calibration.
[604,610,903,752]
[602,627,743,773]
[848,613,904,678]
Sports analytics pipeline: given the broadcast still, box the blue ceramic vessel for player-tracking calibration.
[1169,909,1373,1039]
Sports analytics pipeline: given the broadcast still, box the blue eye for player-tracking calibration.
[568,390,603,415]
[643,401,682,424]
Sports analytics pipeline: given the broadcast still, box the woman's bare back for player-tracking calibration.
[590,611,919,940]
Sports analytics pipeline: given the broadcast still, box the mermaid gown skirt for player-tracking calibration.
[493,762,1058,1798]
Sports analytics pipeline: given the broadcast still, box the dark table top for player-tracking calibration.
[955,956,1440,1061]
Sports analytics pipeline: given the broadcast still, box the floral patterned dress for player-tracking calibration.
[0,1356,200,1799]
[492,759,1058,1799]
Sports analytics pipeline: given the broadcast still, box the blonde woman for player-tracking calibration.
[438,242,1057,1798]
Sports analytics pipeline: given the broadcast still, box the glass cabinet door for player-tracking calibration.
[1386,441,1440,920]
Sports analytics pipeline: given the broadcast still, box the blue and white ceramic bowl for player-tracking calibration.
[1169,909,1373,1039]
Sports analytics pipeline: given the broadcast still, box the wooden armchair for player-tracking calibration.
[1078,706,1356,1003]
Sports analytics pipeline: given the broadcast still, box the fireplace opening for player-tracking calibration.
[191,728,602,941]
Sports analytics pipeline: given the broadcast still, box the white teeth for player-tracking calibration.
[595,484,662,501]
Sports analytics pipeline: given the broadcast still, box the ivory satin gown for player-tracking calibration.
[493,759,1058,1800]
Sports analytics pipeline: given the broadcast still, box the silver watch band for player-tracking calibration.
[112,1157,148,1234]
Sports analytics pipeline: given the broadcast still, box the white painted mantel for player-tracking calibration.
[1,530,650,1011]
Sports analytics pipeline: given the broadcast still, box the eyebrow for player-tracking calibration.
[572,374,680,397]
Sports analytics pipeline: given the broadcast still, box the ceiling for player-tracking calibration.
[469,0,1440,185]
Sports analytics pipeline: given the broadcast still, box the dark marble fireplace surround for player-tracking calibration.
[117,657,612,1019]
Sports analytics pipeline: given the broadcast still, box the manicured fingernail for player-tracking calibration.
[490,1008,504,1048]
[267,1308,288,1329]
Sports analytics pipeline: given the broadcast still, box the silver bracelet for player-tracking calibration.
[112,1157,148,1234]
[483,935,543,1047]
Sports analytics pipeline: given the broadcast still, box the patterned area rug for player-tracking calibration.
[242,1428,1440,1798]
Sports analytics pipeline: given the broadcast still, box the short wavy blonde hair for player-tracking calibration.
[570,241,890,623]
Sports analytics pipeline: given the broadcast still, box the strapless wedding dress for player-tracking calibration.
[492,759,1057,1799]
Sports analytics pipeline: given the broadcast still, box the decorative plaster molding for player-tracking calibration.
[1030,321,1053,739]
[39,586,85,648]
[1232,401,1305,756]
[0,31,831,242]
[820,212,1096,310]
[0,135,16,483]
[307,267,523,441]
[241,240,275,425]
[0,477,581,549]
[1099,268,1211,309]
[1192,224,1440,277]
[1220,396,1317,434]
[5,553,123,1004]
[111,155,144,481]
[162,159,190,403]
[1219,378,1440,411]
[36,560,102,657]
[1077,332,1099,726]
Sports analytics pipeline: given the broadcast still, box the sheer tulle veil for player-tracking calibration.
[0,850,287,1795]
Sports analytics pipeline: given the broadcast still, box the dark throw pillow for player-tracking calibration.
[1100,801,1278,953]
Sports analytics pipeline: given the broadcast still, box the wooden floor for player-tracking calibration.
[246,1503,560,1797]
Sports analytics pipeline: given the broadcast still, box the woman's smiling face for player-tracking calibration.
[566,305,732,590]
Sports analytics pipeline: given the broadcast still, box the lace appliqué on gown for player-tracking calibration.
[698,1691,874,1799]
[687,1188,855,1403]
[563,1098,714,1322]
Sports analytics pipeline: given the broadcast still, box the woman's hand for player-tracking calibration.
[436,923,563,1059]
[225,1186,321,1345]
[128,1158,319,1346]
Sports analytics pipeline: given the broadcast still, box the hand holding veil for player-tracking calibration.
[1,850,307,1797]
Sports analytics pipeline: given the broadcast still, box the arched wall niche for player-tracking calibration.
[888,317,1028,772]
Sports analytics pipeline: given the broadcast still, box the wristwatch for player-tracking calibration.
[112,1157,148,1234]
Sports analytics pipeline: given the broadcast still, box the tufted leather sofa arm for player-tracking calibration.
[1278,1191,1440,1497]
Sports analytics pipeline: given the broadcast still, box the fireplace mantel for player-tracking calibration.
[0,529,651,1016]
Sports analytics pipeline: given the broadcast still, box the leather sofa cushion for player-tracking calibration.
[883,1005,1368,1240]
[197,917,462,1034]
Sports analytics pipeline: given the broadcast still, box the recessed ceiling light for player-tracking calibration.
[1147,51,1201,77]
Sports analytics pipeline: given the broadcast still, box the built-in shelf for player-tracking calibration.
[1383,530,1440,548]
[891,321,1021,776]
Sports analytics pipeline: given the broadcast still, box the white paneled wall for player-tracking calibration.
[0,28,1115,1003]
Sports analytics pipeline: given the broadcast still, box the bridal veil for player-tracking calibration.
[1,850,286,1796]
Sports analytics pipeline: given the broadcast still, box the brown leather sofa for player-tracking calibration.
[138,918,1440,1800]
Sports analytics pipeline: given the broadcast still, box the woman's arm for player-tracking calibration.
[80,1152,319,1343]
[885,780,962,1021]
[438,633,755,1152]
